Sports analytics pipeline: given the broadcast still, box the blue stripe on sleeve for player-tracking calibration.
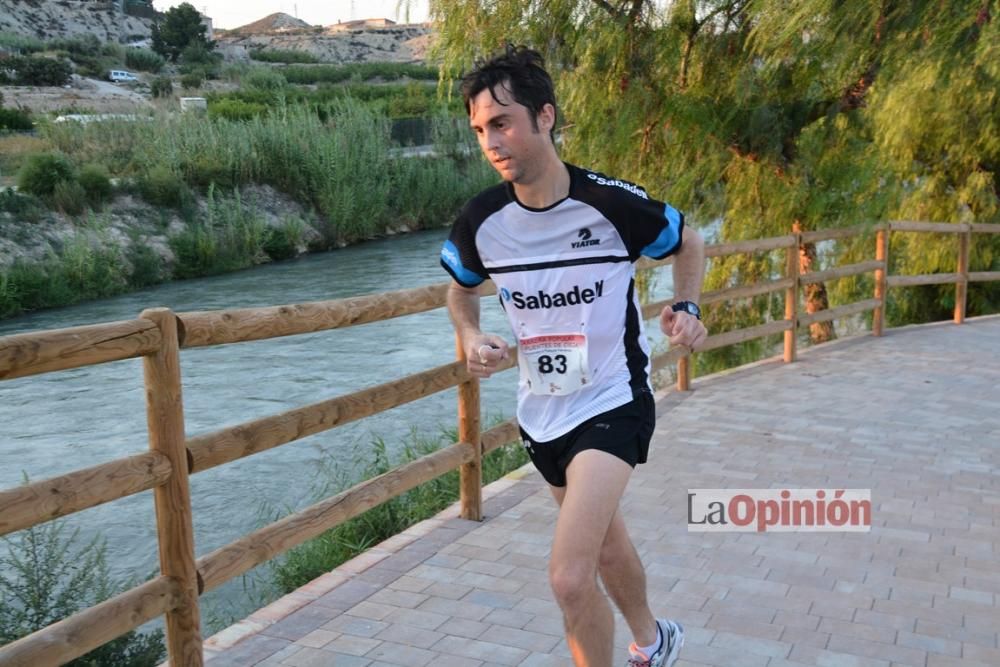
[640,204,683,259]
[440,239,485,287]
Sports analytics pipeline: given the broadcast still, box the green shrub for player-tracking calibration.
[127,242,164,288]
[182,154,233,189]
[0,107,33,131]
[46,34,101,55]
[150,76,173,98]
[16,153,75,197]
[207,98,267,121]
[0,189,45,222]
[8,55,73,86]
[138,165,190,208]
[0,31,44,54]
[180,71,203,90]
[78,163,113,206]
[281,62,438,85]
[249,49,318,64]
[241,67,287,92]
[263,216,308,260]
[169,188,269,278]
[0,519,166,665]
[125,48,165,73]
[51,179,87,216]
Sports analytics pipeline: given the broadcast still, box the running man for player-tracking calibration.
[440,45,707,667]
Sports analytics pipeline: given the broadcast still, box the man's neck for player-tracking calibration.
[513,154,570,209]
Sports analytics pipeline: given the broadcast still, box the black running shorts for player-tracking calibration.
[519,389,656,488]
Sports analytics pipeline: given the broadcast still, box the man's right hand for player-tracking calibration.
[465,334,510,379]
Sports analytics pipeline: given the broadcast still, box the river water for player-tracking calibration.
[0,227,674,627]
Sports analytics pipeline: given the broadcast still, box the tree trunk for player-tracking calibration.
[798,231,835,343]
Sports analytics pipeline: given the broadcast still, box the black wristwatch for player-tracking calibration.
[672,300,701,320]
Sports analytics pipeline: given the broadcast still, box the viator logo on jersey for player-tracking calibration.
[505,280,605,309]
[585,172,649,200]
[571,228,601,249]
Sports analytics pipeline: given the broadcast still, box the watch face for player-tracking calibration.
[687,303,700,316]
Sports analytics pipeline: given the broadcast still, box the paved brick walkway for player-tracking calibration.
[203,317,1000,667]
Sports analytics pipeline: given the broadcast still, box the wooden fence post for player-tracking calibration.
[955,224,970,324]
[873,227,889,336]
[140,308,202,667]
[676,354,691,392]
[785,224,801,362]
[456,334,482,521]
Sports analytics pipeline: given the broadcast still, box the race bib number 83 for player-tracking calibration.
[519,333,589,396]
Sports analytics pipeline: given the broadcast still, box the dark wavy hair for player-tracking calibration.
[460,44,557,141]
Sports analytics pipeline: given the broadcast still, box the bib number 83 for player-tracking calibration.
[538,354,567,374]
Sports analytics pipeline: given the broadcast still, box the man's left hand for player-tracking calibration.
[660,308,707,350]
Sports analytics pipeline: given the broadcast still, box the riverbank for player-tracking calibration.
[0,110,495,320]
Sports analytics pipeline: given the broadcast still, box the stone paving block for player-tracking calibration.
[482,624,562,653]
[281,647,371,666]
[432,635,531,665]
[705,613,783,640]
[322,634,382,657]
[342,601,398,622]
[264,604,342,641]
[206,635,293,666]
[373,623,444,650]
[382,606,450,631]
[826,634,926,665]
[296,629,339,649]
[322,615,390,638]
[436,616,492,640]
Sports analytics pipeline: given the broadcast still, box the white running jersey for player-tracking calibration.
[441,163,685,442]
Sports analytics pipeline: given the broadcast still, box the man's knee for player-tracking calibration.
[549,558,598,609]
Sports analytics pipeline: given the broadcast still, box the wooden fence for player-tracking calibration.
[0,221,997,666]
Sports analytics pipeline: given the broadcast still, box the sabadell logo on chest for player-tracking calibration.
[501,281,605,310]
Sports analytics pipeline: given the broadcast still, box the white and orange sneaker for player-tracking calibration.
[626,618,684,667]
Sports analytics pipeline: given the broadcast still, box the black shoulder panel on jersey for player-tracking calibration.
[441,183,510,287]
[568,164,684,261]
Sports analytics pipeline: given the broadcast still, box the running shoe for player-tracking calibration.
[626,618,684,667]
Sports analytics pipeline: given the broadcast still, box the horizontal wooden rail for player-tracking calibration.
[970,223,1000,233]
[890,221,969,233]
[799,226,870,243]
[886,273,963,288]
[188,360,467,472]
[0,575,181,667]
[698,320,793,352]
[797,299,882,327]
[177,284,450,348]
[0,452,172,537]
[701,277,794,306]
[969,271,1000,282]
[705,235,796,258]
[481,419,520,454]
[801,260,884,285]
[197,441,474,592]
[641,278,794,320]
[0,319,161,381]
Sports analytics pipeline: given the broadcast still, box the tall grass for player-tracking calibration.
[280,62,438,85]
[42,102,495,243]
[269,426,529,593]
[249,49,318,64]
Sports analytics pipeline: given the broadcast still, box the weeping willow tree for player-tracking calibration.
[424,0,999,370]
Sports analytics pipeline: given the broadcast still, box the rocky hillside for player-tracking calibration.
[216,14,432,64]
[0,0,153,42]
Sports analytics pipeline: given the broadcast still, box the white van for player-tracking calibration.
[109,70,139,83]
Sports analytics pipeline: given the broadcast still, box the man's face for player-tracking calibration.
[468,82,553,185]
